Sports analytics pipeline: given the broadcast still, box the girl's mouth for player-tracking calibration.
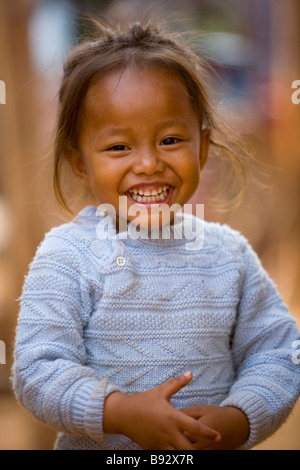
[126,184,173,207]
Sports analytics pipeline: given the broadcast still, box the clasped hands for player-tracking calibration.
[103,371,250,450]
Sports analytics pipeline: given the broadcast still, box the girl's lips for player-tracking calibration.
[126,186,174,208]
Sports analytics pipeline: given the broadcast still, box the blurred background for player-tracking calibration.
[0,0,299,450]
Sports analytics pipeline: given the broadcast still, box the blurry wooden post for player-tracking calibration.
[267,0,300,321]
[0,1,56,449]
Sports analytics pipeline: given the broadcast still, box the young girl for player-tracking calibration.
[13,19,300,451]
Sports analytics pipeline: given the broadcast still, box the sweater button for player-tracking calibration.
[116,256,126,267]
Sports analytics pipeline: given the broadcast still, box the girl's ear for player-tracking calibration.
[65,147,90,189]
[199,128,211,170]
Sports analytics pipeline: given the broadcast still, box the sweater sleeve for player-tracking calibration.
[219,237,300,449]
[12,231,121,441]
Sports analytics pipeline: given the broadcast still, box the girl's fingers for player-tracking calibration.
[179,414,221,442]
[157,371,193,400]
[180,406,205,419]
[184,431,217,450]
[172,434,196,451]
[163,445,176,451]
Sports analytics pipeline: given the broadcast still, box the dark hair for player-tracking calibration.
[53,17,248,213]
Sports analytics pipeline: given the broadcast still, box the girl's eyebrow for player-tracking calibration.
[93,127,132,143]
[155,119,189,131]
[99,126,132,137]
[96,119,188,139]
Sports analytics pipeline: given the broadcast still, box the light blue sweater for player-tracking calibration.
[12,206,300,450]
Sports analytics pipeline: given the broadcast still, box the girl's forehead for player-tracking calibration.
[85,64,191,111]
[79,64,200,142]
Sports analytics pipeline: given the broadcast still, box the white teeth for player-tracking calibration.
[128,184,170,203]
[129,185,169,196]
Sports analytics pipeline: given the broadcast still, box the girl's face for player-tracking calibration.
[69,65,210,229]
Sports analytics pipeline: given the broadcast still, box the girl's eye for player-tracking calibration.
[160,137,181,146]
[107,144,130,151]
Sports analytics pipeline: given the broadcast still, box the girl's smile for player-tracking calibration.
[68,64,210,228]
[126,183,174,207]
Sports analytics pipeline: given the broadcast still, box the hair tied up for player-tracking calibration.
[126,23,158,45]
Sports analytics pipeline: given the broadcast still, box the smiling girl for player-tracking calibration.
[12,19,300,450]
[67,64,209,232]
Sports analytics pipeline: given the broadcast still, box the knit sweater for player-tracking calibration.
[12,206,300,450]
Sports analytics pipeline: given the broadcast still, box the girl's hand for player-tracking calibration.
[103,371,221,450]
[181,405,250,450]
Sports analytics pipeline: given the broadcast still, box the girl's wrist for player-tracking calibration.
[103,391,130,434]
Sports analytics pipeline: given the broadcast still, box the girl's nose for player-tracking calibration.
[131,147,165,175]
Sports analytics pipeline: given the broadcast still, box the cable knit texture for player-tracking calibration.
[12,206,300,450]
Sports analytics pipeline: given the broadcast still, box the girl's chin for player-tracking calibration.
[125,201,180,229]
[116,208,177,232]
[128,215,174,230]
